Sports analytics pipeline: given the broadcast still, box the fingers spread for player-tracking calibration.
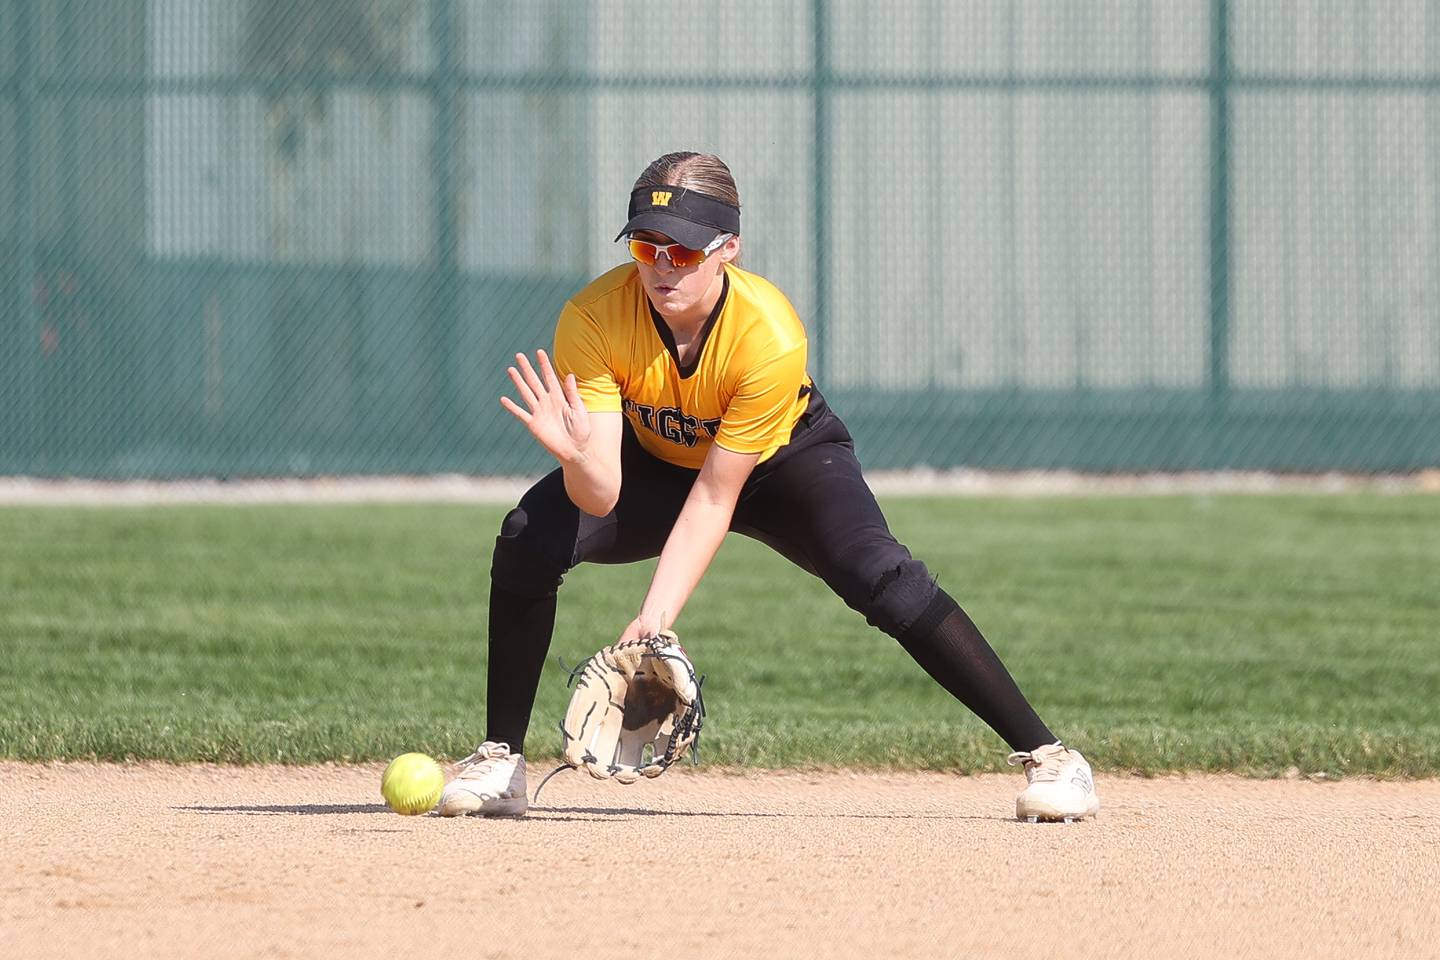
[562,372,585,412]
[507,366,539,409]
[515,352,547,400]
[537,349,564,394]
[499,395,532,422]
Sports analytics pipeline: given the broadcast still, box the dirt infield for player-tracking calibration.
[4,763,1437,960]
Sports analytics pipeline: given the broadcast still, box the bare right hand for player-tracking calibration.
[500,349,592,463]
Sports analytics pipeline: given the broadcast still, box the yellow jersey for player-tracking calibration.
[552,263,813,469]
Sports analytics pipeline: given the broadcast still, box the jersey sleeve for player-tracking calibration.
[551,301,623,413]
[714,341,809,455]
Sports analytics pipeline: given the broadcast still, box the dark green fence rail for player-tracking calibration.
[3,0,1439,477]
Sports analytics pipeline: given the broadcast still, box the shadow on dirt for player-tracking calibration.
[175,804,391,816]
[533,805,1000,821]
[173,804,1007,822]
[177,804,630,822]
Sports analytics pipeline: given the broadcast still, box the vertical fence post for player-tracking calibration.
[1208,0,1232,449]
[13,0,39,471]
[430,0,462,466]
[58,0,78,249]
[811,0,829,387]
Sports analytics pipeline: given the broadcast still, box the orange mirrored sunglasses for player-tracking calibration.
[625,233,732,269]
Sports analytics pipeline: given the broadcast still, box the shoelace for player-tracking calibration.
[454,742,510,776]
[1006,745,1068,782]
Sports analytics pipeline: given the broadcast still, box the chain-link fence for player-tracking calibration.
[2,0,1438,477]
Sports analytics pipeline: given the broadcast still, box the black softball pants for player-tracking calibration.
[484,395,1056,755]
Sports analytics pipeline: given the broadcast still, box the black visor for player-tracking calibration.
[615,185,741,249]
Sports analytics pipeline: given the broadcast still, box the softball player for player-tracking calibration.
[439,152,1100,822]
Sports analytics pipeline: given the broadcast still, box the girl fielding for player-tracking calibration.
[438,152,1100,822]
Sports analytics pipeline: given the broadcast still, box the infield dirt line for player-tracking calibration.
[4,763,1437,960]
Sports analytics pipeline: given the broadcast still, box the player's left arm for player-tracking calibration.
[618,444,760,643]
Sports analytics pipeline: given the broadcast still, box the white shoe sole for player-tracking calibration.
[436,793,529,818]
[477,796,528,818]
[1016,799,1100,823]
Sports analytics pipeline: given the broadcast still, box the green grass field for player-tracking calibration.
[2,494,1437,776]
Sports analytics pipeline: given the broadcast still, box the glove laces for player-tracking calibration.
[531,648,707,806]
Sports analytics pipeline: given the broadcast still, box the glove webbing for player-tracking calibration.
[531,653,706,806]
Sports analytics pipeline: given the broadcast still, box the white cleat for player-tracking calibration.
[1007,742,1100,823]
[437,741,528,818]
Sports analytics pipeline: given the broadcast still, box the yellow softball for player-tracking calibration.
[380,752,445,816]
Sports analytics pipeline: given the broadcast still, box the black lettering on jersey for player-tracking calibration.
[655,407,699,447]
[655,408,681,444]
[623,399,708,448]
[621,397,650,429]
[623,398,658,432]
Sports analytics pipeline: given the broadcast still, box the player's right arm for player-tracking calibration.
[500,348,623,516]
[561,407,622,516]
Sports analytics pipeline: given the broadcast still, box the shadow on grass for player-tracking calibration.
[176,803,391,816]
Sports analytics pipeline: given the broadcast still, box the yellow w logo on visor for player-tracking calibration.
[650,191,673,207]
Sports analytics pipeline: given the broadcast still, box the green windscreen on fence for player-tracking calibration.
[2,0,1438,477]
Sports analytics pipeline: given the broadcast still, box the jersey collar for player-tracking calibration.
[647,270,730,380]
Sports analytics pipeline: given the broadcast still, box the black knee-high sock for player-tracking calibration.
[484,582,558,755]
[897,589,1056,752]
